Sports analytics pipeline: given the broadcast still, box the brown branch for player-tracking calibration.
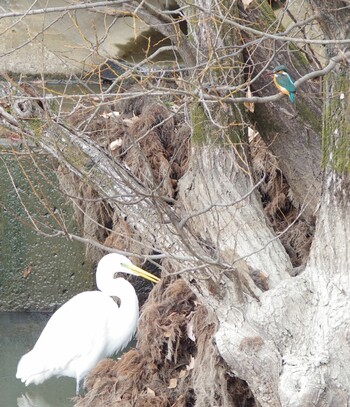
[199,51,350,104]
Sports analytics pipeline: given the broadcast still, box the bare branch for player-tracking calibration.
[0,1,130,19]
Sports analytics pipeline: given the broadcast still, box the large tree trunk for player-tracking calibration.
[181,62,350,407]
[239,0,323,219]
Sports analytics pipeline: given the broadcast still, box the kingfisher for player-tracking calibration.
[268,65,296,103]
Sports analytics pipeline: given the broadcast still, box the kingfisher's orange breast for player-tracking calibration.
[273,76,290,96]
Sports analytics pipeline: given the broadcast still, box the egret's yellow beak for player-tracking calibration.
[122,263,160,283]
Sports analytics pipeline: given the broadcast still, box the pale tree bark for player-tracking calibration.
[179,68,350,407]
[177,1,350,405]
[240,0,323,220]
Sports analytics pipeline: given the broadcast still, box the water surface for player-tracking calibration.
[0,312,75,407]
[0,312,136,406]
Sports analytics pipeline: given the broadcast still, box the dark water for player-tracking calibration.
[0,312,136,406]
[0,312,75,407]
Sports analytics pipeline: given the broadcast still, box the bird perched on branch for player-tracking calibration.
[16,253,160,394]
[268,65,296,103]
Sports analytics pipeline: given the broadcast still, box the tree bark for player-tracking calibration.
[240,0,323,219]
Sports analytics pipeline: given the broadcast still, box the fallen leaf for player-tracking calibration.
[178,369,187,379]
[186,355,195,371]
[186,316,196,342]
[109,139,123,151]
[168,378,177,389]
[244,86,255,113]
[22,263,33,278]
[242,0,254,9]
[147,387,155,396]
[248,127,258,142]
[123,116,138,126]
[102,111,120,119]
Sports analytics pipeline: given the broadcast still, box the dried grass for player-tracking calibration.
[56,167,112,262]
[120,101,189,199]
[75,279,255,407]
[250,134,315,267]
[56,89,311,407]
[58,90,190,263]
[67,87,190,201]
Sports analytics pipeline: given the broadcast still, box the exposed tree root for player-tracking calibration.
[75,279,256,407]
[60,91,314,407]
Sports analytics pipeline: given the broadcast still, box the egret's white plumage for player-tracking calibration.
[16,253,159,394]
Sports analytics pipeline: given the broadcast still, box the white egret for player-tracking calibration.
[16,253,160,394]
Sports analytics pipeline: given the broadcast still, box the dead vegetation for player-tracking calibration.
[58,86,190,261]
[68,85,190,200]
[56,166,114,261]
[56,82,314,406]
[62,90,313,268]
[250,133,315,267]
[75,279,256,407]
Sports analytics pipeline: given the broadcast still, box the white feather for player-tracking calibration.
[16,253,158,394]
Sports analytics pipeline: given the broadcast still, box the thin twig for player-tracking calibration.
[0,1,129,19]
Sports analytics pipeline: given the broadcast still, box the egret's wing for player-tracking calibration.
[35,292,119,359]
[17,291,119,385]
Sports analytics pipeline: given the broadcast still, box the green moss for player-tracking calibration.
[63,143,94,172]
[27,118,44,141]
[190,102,209,145]
[322,72,350,173]
[296,99,322,135]
[255,0,278,29]
[190,101,247,147]
[48,99,59,114]
[289,43,309,68]
[39,123,94,173]
[253,1,310,70]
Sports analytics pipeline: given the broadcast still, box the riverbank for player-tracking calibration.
[0,0,150,77]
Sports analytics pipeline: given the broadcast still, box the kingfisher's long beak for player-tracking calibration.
[122,263,160,283]
[266,70,275,76]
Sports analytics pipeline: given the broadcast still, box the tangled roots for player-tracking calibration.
[75,279,255,407]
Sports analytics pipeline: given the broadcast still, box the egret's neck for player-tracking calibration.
[95,266,139,327]
[110,278,139,339]
[100,277,139,317]
[99,277,139,351]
